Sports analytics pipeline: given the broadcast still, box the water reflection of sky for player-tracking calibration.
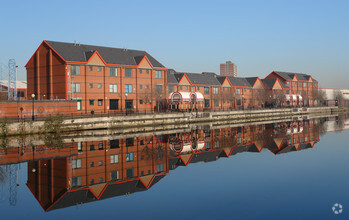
[0,129,348,220]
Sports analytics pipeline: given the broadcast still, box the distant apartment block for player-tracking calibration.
[220,61,237,77]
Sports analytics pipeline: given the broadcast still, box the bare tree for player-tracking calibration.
[226,89,235,109]
[212,89,221,110]
[222,88,234,109]
[153,85,165,112]
[139,86,152,113]
[334,90,344,107]
[273,89,286,107]
[312,89,326,106]
[256,89,273,108]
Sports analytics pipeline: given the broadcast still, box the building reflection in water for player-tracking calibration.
[0,117,331,212]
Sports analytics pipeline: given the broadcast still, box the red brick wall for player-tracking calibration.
[26,43,66,100]
[0,100,77,119]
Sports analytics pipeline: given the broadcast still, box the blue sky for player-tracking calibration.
[0,0,348,88]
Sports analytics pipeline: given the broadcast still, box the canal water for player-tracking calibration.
[0,116,348,219]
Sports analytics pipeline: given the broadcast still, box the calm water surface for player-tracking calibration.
[0,117,348,219]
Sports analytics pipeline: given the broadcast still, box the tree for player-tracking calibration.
[153,85,165,112]
[226,88,235,109]
[312,89,326,106]
[273,89,286,107]
[212,89,221,110]
[334,90,344,107]
[222,88,234,109]
[139,86,152,112]
[256,89,273,108]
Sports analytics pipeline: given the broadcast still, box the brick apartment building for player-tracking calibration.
[266,71,319,106]
[167,69,317,111]
[18,40,321,118]
[25,40,167,114]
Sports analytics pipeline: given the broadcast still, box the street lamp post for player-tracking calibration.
[31,94,35,121]
[125,93,128,115]
[158,94,162,112]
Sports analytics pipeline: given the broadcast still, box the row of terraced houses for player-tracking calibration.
[1,40,320,118]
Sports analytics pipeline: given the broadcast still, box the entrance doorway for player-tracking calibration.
[110,99,119,110]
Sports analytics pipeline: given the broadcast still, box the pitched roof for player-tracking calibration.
[176,72,221,86]
[167,69,178,83]
[237,77,253,87]
[189,151,224,164]
[273,71,317,82]
[244,77,259,87]
[174,73,186,83]
[47,174,167,212]
[44,40,165,68]
[226,76,252,87]
[261,78,278,89]
[215,76,227,84]
[280,81,290,89]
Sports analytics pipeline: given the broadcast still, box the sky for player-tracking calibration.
[0,0,348,88]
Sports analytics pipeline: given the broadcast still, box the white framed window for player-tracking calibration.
[72,176,82,186]
[157,164,164,172]
[125,84,132,93]
[72,83,80,93]
[126,152,134,162]
[236,88,241,95]
[213,87,219,94]
[109,84,117,93]
[110,154,118,164]
[71,65,80,75]
[125,68,132,77]
[155,71,162,79]
[72,159,81,169]
[111,170,119,180]
[78,142,83,152]
[110,68,117,76]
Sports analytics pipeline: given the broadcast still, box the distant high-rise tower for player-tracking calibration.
[220,61,237,77]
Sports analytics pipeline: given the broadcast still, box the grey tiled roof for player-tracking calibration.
[167,69,178,83]
[261,78,278,89]
[273,71,293,80]
[280,81,290,89]
[45,40,165,68]
[176,72,221,85]
[174,73,185,83]
[237,77,253,87]
[215,76,227,84]
[48,175,166,211]
[244,77,259,87]
[273,71,317,82]
[226,77,252,87]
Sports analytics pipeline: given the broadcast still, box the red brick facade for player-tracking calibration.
[25,41,167,114]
